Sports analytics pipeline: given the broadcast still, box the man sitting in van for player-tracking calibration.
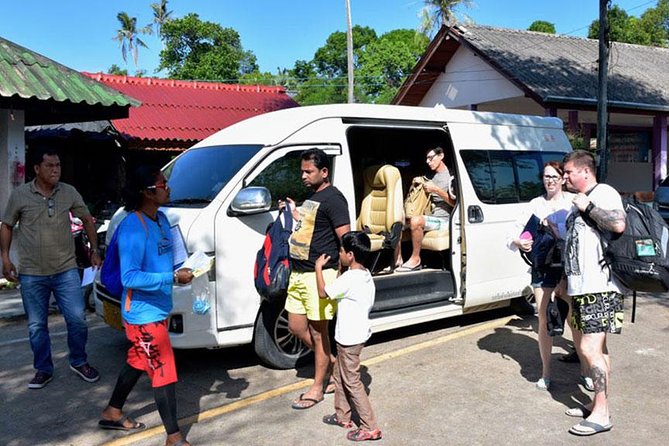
[396,146,456,272]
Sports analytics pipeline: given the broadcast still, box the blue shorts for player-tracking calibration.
[531,267,562,289]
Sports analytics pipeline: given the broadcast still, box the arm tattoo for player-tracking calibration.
[589,366,607,395]
[589,207,626,233]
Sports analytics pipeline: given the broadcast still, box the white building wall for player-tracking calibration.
[0,108,25,271]
[0,108,26,221]
[420,46,524,109]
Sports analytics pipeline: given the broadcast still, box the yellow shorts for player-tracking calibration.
[284,269,338,321]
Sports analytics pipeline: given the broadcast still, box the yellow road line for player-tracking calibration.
[103,314,516,446]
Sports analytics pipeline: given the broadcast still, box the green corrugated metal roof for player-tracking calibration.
[0,36,140,107]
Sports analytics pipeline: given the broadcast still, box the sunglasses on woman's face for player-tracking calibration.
[146,182,168,190]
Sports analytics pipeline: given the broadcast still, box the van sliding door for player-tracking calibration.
[448,121,569,307]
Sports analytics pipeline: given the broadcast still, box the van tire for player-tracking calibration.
[253,300,312,369]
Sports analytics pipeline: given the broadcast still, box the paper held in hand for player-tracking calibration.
[179,250,214,278]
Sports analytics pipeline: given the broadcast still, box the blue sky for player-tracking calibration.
[0,0,655,76]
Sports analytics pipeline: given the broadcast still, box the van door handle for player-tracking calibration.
[468,205,484,223]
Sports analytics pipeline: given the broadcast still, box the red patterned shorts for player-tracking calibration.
[124,319,177,387]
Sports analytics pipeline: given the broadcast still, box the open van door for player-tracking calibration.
[448,120,570,308]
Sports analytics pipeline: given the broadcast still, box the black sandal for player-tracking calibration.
[322,413,352,428]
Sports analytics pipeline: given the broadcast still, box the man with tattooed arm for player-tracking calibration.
[562,150,626,437]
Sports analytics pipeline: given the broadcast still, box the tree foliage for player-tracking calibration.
[107,64,128,76]
[313,26,378,78]
[588,1,669,47]
[419,0,472,37]
[157,13,258,81]
[113,12,151,66]
[291,27,427,105]
[357,30,429,103]
[528,20,556,34]
[151,0,173,36]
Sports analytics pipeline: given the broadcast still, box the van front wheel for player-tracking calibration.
[253,300,312,369]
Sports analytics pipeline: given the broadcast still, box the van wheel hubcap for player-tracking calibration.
[273,309,308,356]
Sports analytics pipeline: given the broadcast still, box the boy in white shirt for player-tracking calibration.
[315,231,382,442]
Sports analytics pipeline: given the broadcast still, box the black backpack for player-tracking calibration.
[253,206,293,301]
[582,193,669,322]
[590,195,669,293]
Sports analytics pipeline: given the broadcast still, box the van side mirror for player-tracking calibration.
[229,186,272,216]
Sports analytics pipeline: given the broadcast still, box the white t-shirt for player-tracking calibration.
[508,192,574,250]
[324,268,375,346]
[565,183,625,296]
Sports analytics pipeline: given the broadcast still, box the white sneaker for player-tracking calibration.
[580,375,594,392]
[536,377,551,390]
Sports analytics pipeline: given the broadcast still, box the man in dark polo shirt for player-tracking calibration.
[1,147,102,389]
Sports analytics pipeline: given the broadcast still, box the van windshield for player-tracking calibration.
[163,144,262,207]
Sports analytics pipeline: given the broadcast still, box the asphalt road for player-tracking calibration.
[1,294,667,446]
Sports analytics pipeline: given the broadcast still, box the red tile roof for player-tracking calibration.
[82,72,299,150]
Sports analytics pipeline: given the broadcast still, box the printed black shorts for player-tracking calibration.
[571,291,624,334]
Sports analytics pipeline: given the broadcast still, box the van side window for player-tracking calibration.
[461,150,565,204]
[247,151,335,210]
[489,152,517,203]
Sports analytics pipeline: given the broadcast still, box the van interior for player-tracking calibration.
[346,124,458,316]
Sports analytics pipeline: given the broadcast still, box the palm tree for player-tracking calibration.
[151,0,173,37]
[419,0,472,37]
[113,12,150,67]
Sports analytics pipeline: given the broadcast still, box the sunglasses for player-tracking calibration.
[47,197,55,217]
[426,154,438,162]
[146,182,168,191]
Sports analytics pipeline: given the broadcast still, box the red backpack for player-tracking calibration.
[253,207,293,301]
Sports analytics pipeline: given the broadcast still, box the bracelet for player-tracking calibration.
[173,271,179,284]
[584,202,595,216]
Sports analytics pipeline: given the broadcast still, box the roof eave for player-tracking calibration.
[544,95,669,114]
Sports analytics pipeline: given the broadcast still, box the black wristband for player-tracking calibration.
[584,202,595,216]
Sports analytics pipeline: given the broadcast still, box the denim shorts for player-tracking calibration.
[531,267,562,289]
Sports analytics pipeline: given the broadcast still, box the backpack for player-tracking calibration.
[254,206,293,301]
[593,195,669,293]
[404,177,432,218]
[582,193,669,323]
[100,211,147,297]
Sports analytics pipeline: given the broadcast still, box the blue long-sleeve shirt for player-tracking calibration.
[118,211,174,325]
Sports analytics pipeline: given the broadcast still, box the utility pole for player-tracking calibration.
[345,0,354,103]
[597,0,610,181]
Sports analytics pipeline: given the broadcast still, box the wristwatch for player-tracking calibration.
[173,271,179,284]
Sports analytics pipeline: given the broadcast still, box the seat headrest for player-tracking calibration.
[364,164,398,189]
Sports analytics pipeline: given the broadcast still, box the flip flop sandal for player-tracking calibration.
[568,420,612,436]
[291,393,323,410]
[98,416,146,431]
[396,263,422,272]
[565,407,592,418]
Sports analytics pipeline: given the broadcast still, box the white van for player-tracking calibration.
[94,104,571,369]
